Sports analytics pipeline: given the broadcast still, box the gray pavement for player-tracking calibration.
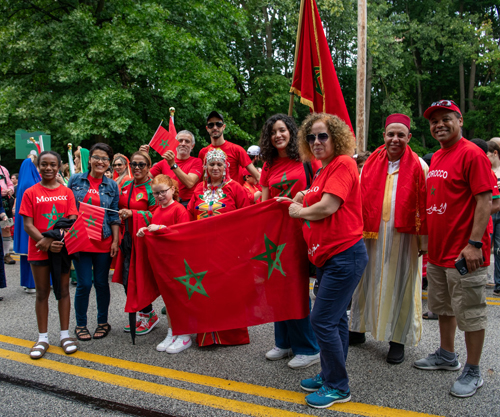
[0,259,499,417]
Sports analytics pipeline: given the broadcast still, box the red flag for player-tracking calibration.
[149,117,179,157]
[78,202,105,240]
[290,0,353,131]
[64,215,89,255]
[145,200,310,336]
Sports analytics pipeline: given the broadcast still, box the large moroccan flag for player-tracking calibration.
[290,0,353,131]
[64,215,89,255]
[145,200,310,336]
[149,117,178,157]
[78,202,105,240]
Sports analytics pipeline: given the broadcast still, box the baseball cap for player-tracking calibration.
[423,100,461,120]
[206,111,224,123]
[247,145,260,156]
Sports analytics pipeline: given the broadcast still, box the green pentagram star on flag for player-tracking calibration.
[272,172,298,197]
[85,215,96,227]
[252,234,286,279]
[69,229,78,238]
[41,204,64,228]
[160,139,169,148]
[174,260,209,300]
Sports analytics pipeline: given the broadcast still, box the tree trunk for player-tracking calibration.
[468,59,476,111]
[365,54,373,141]
[411,45,425,147]
[262,6,273,62]
[459,59,465,114]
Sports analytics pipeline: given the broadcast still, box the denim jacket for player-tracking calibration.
[67,172,120,239]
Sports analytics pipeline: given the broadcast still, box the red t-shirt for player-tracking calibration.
[243,182,261,204]
[81,175,112,253]
[151,201,189,227]
[302,155,363,267]
[119,179,157,212]
[150,157,203,202]
[426,138,492,268]
[198,141,252,185]
[260,157,321,199]
[483,170,499,265]
[19,183,78,261]
[187,180,250,220]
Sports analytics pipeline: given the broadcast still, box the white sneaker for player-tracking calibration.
[156,328,174,352]
[166,335,192,354]
[288,353,321,369]
[265,346,292,361]
[25,288,36,294]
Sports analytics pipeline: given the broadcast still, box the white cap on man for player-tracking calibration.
[247,145,260,156]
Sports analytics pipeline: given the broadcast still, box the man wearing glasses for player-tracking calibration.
[349,113,428,365]
[140,130,203,208]
[199,111,260,185]
[413,100,492,398]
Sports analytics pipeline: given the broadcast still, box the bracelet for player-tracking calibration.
[299,191,306,196]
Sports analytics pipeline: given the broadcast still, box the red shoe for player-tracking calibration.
[136,310,159,335]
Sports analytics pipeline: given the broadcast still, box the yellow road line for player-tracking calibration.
[0,335,442,417]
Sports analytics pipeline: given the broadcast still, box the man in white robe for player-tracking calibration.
[349,113,428,364]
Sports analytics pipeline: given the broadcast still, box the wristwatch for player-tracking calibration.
[171,163,178,170]
[468,239,483,249]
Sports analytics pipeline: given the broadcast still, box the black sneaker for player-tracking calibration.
[349,331,366,345]
[493,290,500,297]
[387,341,405,364]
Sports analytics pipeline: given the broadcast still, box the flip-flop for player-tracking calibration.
[30,341,49,360]
[422,311,438,320]
[61,338,78,355]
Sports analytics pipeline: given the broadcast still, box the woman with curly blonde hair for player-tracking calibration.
[278,113,367,408]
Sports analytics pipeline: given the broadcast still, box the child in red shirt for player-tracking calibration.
[137,175,191,353]
[19,151,79,359]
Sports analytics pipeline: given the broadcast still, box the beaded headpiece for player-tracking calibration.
[205,148,227,165]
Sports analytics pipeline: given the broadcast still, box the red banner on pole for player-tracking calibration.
[149,117,179,157]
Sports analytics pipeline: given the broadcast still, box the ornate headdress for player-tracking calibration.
[202,148,229,196]
[205,148,227,165]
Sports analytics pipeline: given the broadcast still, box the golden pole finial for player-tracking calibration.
[169,107,175,117]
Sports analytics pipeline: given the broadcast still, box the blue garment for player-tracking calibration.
[73,252,112,326]
[14,158,41,255]
[492,212,500,292]
[275,299,319,355]
[67,172,120,238]
[311,239,368,392]
[20,256,35,289]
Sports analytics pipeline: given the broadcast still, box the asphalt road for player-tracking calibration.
[0,258,498,417]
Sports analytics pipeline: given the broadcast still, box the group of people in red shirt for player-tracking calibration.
[15,99,495,408]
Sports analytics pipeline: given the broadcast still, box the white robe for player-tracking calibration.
[349,158,428,345]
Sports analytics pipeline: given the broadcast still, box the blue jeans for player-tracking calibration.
[74,252,112,327]
[492,212,500,291]
[275,299,319,355]
[310,239,368,392]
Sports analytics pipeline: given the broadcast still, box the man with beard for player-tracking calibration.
[199,111,260,185]
[140,130,203,208]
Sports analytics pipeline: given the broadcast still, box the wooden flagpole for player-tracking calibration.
[288,0,306,117]
[356,0,367,151]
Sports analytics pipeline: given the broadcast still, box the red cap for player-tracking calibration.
[423,100,461,120]
[385,113,411,131]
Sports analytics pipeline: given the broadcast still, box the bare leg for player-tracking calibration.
[438,315,457,352]
[58,272,71,330]
[31,265,51,333]
[464,329,485,366]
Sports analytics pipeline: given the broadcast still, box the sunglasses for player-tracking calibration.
[130,162,147,169]
[91,155,110,163]
[152,188,171,198]
[112,163,124,168]
[431,100,457,107]
[306,133,329,144]
[207,122,224,129]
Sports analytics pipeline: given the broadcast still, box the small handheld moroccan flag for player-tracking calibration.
[64,215,88,255]
[78,202,105,240]
[148,116,179,157]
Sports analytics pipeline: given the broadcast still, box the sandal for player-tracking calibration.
[30,341,49,360]
[61,338,78,355]
[75,326,92,341]
[93,323,111,340]
[422,311,438,320]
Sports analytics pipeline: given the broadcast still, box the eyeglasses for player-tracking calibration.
[91,155,110,163]
[305,133,329,144]
[130,162,147,169]
[207,122,224,129]
[112,163,124,168]
[152,188,171,198]
[431,100,457,107]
